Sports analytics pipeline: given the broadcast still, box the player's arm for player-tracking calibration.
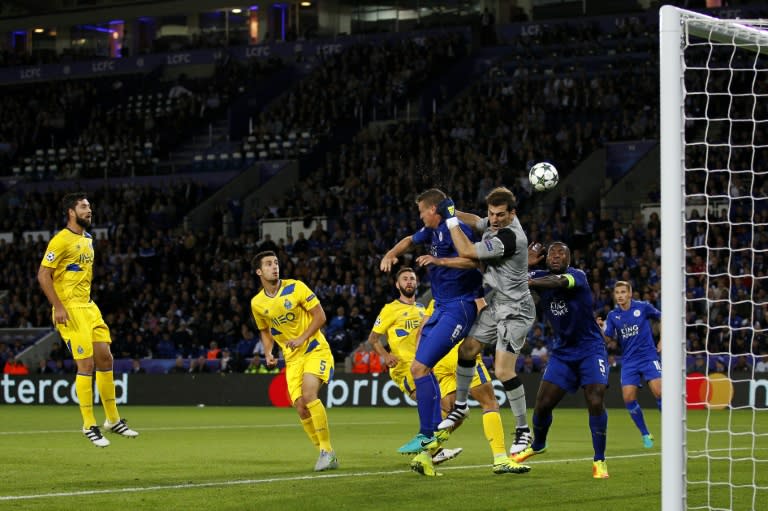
[528,273,573,289]
[380,235,414,272]
[455,210,484,234]
[37,265,68,325]
[415,254,480,269]
[257,328,278,367]
[285,303,327,349]
[596,316,615,345]
[368,331,398,368]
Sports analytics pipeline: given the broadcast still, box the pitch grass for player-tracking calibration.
[0,406,765,511]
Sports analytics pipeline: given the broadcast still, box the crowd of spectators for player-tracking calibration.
[2,12,767,377]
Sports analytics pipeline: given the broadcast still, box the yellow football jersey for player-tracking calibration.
[250,279,330,363]
[40,229,95,305]
[372,299,426,362]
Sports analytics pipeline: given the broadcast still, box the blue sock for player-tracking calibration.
[531,412,553,451]
[414,374,439,436]
[430,372,442,431]
[589,411,608,461]
[625,400,649,436]
[656,398,662,411]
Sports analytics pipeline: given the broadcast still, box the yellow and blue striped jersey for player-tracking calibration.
[372,299,426,361]
[250,279,329,363]
[40,228,95,305]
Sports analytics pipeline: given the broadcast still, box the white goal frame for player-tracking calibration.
[659,6,768,511]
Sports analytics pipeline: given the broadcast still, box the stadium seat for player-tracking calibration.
[231,152,243,168]
[219,153,230,169]
[205,153,216,169]
[245,151,256,165]
[193,154,203,170]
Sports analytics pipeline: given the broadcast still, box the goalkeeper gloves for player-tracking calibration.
[437,198,456,219]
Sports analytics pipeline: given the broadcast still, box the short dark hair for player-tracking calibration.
[61,192,88,217]
[485,186,517,211]
[415,188,446,207]
[396,267,416,280]
[251,251,277,271]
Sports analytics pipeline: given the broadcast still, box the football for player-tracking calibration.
[528,162,559,192]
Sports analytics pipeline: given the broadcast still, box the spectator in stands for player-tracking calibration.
[756,353,768,373]
[168,356,187,374]
[3,356,29,375]
[189,355,210,373]
[219,348,235,373]
[129,358,145,374]
[351,343,372,374]
[37,359,54,374]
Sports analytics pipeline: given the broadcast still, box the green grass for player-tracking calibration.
[0,406,765,510]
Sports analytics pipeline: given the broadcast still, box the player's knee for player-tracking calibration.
[410,361,429,378]
[458,339,482,359]
[496,366,518,382]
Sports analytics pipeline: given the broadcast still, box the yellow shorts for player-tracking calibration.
[389,349,490,398]
[54,302,111,360]
[285,345,334,403]
[433,351,490,397]
[391,363,416,396]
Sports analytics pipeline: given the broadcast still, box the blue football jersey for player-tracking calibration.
[603,299,661,363]
[412,221,482,302]
[530,267,605,361]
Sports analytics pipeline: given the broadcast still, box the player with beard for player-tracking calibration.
[38,192,139,448]
[513,242,610,479]
[368,267,504,469]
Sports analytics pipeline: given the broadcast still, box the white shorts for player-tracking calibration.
[468,295,535,354]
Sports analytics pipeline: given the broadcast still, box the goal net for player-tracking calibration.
[660,6,768,511]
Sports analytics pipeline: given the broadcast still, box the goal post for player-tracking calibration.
[660,6,768,511]
[659,7,685,511]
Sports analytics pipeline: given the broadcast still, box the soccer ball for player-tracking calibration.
[528,162,559,192]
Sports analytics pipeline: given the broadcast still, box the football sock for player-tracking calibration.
[531,412,553,451]
[502,376,529,429]
[300,416,320,450]
[75,373,96,429]
[414,374,439,436]
[482,410,507,458]
[96,369,120,424]
[430,373,443,429]
[589,411,608,461]
[307,399,332,451]
[454,357,476,404]
[625,400,649,436]
[656,398,662,411]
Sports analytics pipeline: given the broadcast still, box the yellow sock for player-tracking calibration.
[482,410,507,458]
[96,370,120,424]
[306,399,332,452]
[75,373,97,429]
[301,417,320,450]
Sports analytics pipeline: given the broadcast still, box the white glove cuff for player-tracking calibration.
[446,217,459,229]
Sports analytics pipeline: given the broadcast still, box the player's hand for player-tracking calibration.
[596,317,605,329]
[380,254,398,272]
[528,241,545,267]
[416,255,438,267]
[285,339,304,350]
[437,198,456,219]
[382,353,399,368]
[53,307,69,326]
[265,353,277,368]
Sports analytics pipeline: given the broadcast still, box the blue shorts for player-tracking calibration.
[621,358,662,387]
[415,298,477,368]
[543,351,609,393]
